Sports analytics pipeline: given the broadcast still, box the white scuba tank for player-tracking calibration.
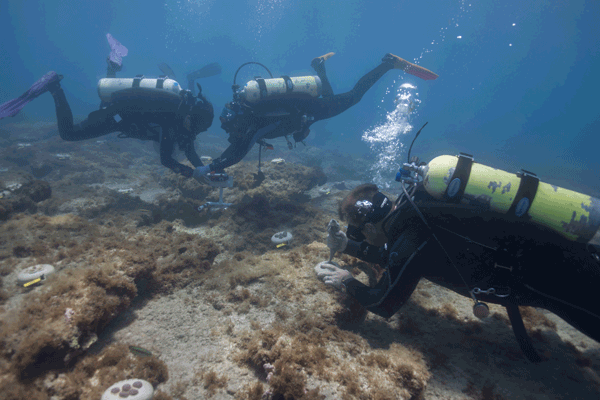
[98,77,182,103]
[239,76,322,103]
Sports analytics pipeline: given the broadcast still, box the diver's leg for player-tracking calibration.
[51,84,118,141]
[311,52,335,98]
[106,58,122,78]
[310,61,393,121]
[521,245,600,344]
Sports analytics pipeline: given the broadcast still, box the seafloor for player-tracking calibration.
[0,120,599,400]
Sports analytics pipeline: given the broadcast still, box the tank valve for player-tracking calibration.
[396,159,427,184]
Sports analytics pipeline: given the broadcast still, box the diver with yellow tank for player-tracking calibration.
[317,138,600,363]
[192,52,438,182]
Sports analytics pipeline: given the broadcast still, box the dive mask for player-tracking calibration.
[356,192,393,226]
[347,192,393,242]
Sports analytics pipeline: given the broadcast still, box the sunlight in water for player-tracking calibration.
[362,82,420,189]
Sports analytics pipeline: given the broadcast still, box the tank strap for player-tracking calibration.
[156,76,165,89]
[256,78,268,100]
[132,75,144,88]
[281,75,294,93]
[508,170,539,218]
[443,153,473,203]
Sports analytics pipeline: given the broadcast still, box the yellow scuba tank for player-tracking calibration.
[98,76,182,103]
[421,154,600,247]
[239,75,322,103]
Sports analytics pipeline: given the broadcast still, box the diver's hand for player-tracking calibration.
[193,165,211,183]
[179,165,194,178]
[327,220,348,254]
[314,261,352,290]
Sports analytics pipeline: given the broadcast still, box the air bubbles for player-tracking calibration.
[457,35,462,39]
[362,82,420,188]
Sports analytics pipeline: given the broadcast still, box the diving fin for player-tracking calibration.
[0,71,63,120]
[106,33,128,67]
[158,62,176,78]
[383,53,439,81]
[186,62,222,82]
[311,52,335,70]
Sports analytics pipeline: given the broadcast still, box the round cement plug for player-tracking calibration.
[271,231,293,245]
[17,264,55,287]
[101,379,154,400]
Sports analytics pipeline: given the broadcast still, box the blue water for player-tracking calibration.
[2,0,599,196]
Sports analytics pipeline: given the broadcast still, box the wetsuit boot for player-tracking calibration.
[311,52,336,98]
[311,52,336,70]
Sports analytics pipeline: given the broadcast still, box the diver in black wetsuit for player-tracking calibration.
[45,59,214,178]
[193,53,438,180]
[318,183,600,362]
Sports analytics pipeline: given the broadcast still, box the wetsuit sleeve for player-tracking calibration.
[343,239,388,265]
[342,226,430,319]
[159,127,194,177]
[181,136,203,167]
[210,124,258,171]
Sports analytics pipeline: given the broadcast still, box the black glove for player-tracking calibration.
[179,165,194,178]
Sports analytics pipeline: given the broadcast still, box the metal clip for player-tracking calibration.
[472,287,495,295]
[472,287,510,298]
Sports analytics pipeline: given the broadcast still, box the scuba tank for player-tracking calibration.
[395,132,600,362]
[402,153,600,247]
[231,62,322,104]
[238,75,322,103]
[98,75,182,103]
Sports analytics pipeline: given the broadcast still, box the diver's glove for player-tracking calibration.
[193,165,211,183]
[327,219,348,255]
[314,261,352,290]
[179,165,194,178]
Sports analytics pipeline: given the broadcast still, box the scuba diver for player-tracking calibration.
[0,34,215,178]
[317,152,600,363]
[192,52,438,182]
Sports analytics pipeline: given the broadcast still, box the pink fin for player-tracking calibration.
[106,33,128,66]
[406,64,439,81]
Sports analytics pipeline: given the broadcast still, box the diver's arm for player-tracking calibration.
[208,122,264,171]
[343,240,388,265]
[159,127,194,177]
[181,136,203,168]
[342,228,429,318]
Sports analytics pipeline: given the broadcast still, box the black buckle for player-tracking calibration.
[508,169,540,218]
[443,153,474,203]
[132,74,144,88]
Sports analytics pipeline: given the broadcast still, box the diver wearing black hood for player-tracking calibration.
[320,182,600,363]
[45,60,214,178]
[193,52,438,179]
[0,34,213,178]
[47,79,213,178]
